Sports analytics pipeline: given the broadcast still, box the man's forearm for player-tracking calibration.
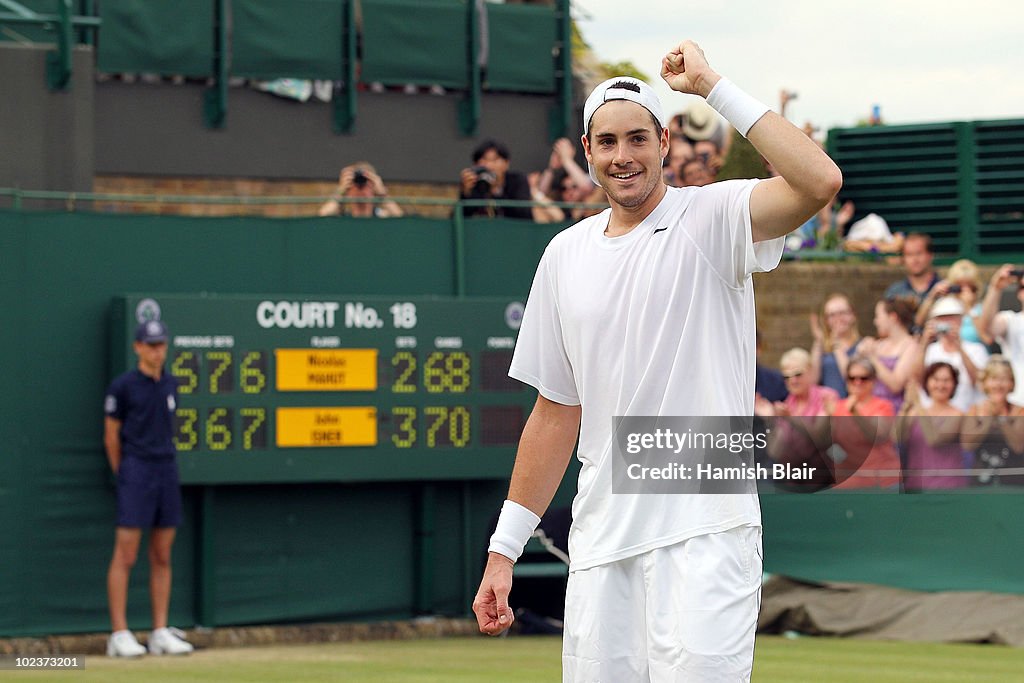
[506,397,581,517]
[105,442,121,473]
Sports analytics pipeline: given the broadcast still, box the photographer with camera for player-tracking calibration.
[913,296,989,412]
[913,259,990,344]
[459,139,533,220]
[318,162,404,218]
[978,264,1024,406]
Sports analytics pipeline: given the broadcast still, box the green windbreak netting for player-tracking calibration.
[97,0,213,76]
[360,0,467,88]
[232,0,345,80]
[484,3,556,94]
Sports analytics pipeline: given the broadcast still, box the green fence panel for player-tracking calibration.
[231,0,344,80]
[484,3,555,94]
[829,123,961,253]
[360,0,467,88]
[462,217,565,295]
[828,119,1024,261]
[96,0,213,76]
[762,493,1024,595]
[974,119,1024,257]
[0,210,538,636]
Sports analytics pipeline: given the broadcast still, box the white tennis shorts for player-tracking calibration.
[562,525,762,683]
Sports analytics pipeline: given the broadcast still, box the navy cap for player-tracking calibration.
[135,320,169,343]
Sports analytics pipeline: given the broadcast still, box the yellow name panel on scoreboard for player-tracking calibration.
[275,407,378,447]
[275,349,378,391]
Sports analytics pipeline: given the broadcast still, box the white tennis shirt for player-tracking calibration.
[509,181,784,571]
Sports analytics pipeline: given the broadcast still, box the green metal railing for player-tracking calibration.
[0,188,611,296]
[0,0,100,89]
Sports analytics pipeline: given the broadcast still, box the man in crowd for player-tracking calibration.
[979,264,1024,405]
[459,139,533,219]
[884,232,939,304]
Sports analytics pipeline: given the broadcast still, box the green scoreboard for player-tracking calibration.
[110,295,533,484]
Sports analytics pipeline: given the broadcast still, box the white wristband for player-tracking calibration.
[488,499,541,563]
[706,77,770,138]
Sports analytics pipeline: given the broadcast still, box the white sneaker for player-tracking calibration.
[148,627,194,655]
[107,630,146,657]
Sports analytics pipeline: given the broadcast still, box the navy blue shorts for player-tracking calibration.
[116,457,183,528]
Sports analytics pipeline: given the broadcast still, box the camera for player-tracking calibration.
[471,165,497,196]
[946,284,962,295]
[352,169,369,188]
[1010,268,1024,279]
[935,322,951,336]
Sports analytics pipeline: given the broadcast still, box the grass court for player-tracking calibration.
[20,634,1021,682]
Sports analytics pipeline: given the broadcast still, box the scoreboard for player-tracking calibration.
[110,295,534,484]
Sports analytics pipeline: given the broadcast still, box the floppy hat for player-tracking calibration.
[929,296,965,318]
[681,100,721,141]
[583,77,667,184]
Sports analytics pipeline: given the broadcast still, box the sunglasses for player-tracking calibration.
[782,371,804,380]
[847,375,872,383]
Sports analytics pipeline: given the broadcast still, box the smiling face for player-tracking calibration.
[925,364,957,403]
[982,362,1015,403]
[823,295,856,336]
[780,358,812,398]
[582,100,668,213]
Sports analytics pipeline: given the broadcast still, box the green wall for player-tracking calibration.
[0,210,568,636]
[2,210,1023,638]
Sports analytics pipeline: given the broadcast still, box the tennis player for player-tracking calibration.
[473,40,842,681]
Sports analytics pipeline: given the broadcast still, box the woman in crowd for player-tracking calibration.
[858,297,918,413]
[829,356,901,489]
[895,362,966,490]
[961,356,1024,486]
[810,293,862,397]
[755,348,838,490]
[756,347,838,418]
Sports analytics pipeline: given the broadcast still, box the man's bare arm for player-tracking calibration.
[506,395,582,515]
[104,416,122,474]
[473,394,580,635]
[660,40,842,243]
[746,115,843,242]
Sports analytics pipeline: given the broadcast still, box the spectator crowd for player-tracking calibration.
[756,235,1024,490]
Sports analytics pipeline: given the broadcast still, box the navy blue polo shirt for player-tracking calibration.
[104,368,178,460]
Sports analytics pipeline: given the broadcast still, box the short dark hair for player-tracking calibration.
[472,139,509,163]
[923,361,959,396]
[904,232,933,254]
